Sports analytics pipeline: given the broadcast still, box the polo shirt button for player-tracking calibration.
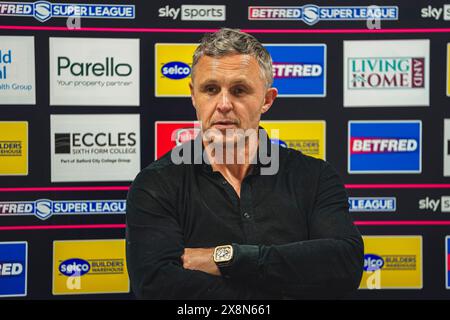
[243,212,251,219]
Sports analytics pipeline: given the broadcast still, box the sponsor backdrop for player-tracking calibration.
[0,0,449,299]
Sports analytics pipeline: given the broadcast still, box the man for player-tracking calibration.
[126,28,364,299]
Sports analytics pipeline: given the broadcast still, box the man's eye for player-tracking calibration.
[204,86,219,94]
[232,87,246,96]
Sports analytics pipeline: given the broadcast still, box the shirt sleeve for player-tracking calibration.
[219,161,365,299]
[126,169,275,300]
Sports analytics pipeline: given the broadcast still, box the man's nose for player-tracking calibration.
[216,91,232,113]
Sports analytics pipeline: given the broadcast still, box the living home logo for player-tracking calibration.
[0,242,27,297]
[0,36,35,104]
[348,57,425,89]
[0,122,28,175]
[49,38,139,106]
[53,240,129,295]
[348,121,422,174]
[50,115,140,182]
[0,2,135,22]
[0,199,126,220]
[264,44,326,97]
[158,5,225,21]
[155,44,198,97]
[349,197,397,212]
[344,40,429,107]
[360,236,422,289]
[248,5,398,25]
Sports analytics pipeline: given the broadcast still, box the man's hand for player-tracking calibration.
[182,248,221,276]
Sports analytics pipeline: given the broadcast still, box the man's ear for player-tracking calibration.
[189,81,197,110]
[261,87,278,114]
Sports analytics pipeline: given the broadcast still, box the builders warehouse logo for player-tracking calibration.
[0,121,28,176]
[348,120,422,174]
[361,236,422,289]
[265,44,326,97]
[0,199,125,220]
[248,5,398,25]
[0,2,135,22]
[261,121,326,159]
[53,240,129,295]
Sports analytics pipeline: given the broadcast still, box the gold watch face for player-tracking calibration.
[214,245,233,263]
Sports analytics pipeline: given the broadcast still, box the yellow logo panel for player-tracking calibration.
[155,43,198,97]
[53,239,129,295]
[260,121,326,160]
[447,43,450,97]
[360,236,422,289]
[0,121,28,175]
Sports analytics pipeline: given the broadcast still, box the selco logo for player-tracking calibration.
[364,254,384,272]
[59,258,90,276]
[174,127,200,146]
[270,138,288,148]
[161,61,191,80]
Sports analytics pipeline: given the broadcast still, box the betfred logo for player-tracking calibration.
[155,121,200,159]
[155,44,198,97]
[265,44,326,97]
[350,138,418,153]
[344,40,429,107]
[0,242,27,297]
[348,121,422,174]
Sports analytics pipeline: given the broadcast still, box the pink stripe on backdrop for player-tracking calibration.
[2,184,450,192]
[0,25,449,34]
[0,224,126,231]
[1,221,450,231]
[0,186,130,192]
[355,221,450,226]
[345,184,450,189]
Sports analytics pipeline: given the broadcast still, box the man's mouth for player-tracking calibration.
[211,120,238,130]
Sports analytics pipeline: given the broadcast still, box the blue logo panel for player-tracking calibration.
[0,242,27,297]
[348,121,422,173]
[265,44,326,97]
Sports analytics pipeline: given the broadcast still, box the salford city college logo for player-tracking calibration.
[348,120,422,174]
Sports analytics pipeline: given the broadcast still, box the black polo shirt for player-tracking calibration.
[126,131,364,299]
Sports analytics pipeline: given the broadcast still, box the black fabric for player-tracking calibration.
[126,133,364,299]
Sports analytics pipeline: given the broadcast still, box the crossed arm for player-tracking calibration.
[126,163,364,299]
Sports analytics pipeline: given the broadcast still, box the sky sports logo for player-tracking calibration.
[0,1,135,22]
[158,5,225,21]
[265,44,326,97]
[248,5,398,25]
[0,199,125,220]
[348,121,422,174]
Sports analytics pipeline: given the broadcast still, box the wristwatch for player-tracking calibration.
[213,244,234,266]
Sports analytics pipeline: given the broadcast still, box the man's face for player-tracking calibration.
[190,54,277,144]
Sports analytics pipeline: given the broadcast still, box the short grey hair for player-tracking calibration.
[192,28,273,88]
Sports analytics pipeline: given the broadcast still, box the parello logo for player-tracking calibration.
[49,38,139,106]
[0,1,135,22]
